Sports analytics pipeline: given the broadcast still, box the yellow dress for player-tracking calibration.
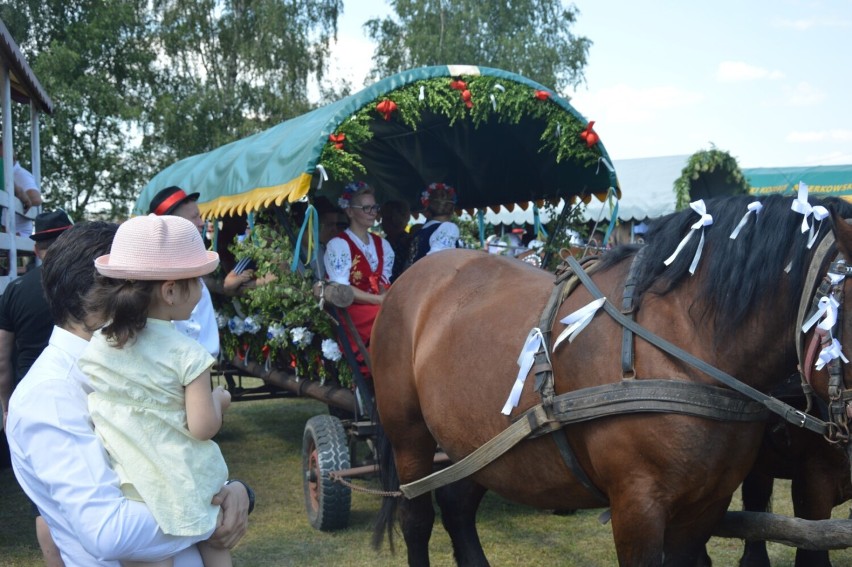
[79,318,227,537]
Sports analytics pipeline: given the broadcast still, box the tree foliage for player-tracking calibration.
[364,0,592,94]
[1,0,158,220]
[145,0,343,164]
[0,0,342,219]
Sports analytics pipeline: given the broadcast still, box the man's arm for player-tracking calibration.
[0,329,15,426]
[7,378,208,562]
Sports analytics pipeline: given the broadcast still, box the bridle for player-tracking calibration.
[797,231,852,444]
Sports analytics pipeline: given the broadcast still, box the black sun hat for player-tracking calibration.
[148,186,200,216]
[30,210,74,242]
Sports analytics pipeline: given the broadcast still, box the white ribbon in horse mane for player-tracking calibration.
[729,201,764,240]
[501,327,547,415]
[802,295,840,333]
[663,199,714,275]
[553,297,607,351]
[815,338,850,371]
[791,181,830,249]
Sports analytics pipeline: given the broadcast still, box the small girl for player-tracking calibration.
[78,214,233,567]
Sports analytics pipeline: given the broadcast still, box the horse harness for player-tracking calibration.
[398,239,852,501]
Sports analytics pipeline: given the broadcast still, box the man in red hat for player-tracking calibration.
[148,186,219,357]
[0,209,72,567]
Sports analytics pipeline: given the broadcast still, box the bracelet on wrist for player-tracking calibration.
[226,479,255,515]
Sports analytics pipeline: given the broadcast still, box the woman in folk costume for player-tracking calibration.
[406,182,460,267]
[323,182,394,377]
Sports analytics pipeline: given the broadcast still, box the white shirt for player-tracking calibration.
[0,162,40,237]
[324,229,394,286]
[7,326,204,566]
[173,280,220,357]
[422,220,460,254]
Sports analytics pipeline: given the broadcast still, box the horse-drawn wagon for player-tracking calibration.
[137,65,852,565]
[135,64,618,531]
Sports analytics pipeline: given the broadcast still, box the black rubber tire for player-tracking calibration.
[302,414,351,530]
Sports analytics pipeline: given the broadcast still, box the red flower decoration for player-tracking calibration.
[534,90,550,100]
[328,133,346,150]
[450,79,467,91]
[579,120,599,148]
[461,89,473,109]
[376,99,398,121]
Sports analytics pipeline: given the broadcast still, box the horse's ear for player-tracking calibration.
[832,214,852,259]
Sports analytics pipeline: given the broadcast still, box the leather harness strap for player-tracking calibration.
[564,255,831,436]
[620,249,645,379]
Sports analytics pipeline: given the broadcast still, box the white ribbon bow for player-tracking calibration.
[815,338,849,371]
[791,182,830,248]
[553,298,606,351]
[501,328,545,415]
[663,199,714,275]
[729,201,763,239]
[802,295,840,333]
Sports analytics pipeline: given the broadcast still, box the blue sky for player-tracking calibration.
[327,0,852,168]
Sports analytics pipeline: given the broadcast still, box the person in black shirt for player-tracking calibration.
[0,210,73,419]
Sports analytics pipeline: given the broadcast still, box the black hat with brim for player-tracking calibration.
[30,210,73,242]
[148,186,200,216]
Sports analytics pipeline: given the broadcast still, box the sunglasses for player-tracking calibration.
[350,204,381,214]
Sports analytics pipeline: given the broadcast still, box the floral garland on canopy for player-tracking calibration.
[217,221,350,386]
[318,75,603,189]
[217,74,605,385]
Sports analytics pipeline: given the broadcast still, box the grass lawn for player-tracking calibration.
[2,385,852,566]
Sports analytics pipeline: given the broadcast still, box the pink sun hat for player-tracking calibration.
[95,214,219,280]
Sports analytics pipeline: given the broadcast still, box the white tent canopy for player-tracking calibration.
[480,155,690,226]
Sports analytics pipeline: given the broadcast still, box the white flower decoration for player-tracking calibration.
[228,316,245,336]
[243,316,262,334]
[321,339,342,362]
[290,326,314,348]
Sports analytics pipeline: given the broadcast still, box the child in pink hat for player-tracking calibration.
[77,214,232,567]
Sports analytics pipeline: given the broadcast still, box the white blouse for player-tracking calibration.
[324,229,395,285]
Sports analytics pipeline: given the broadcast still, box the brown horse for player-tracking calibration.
[369,194,852,566]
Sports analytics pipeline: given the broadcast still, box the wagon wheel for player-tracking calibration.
[302,414,351,531]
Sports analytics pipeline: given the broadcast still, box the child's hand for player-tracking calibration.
[213,386,232,412]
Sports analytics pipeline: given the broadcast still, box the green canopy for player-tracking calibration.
[136,65,619,218]
[745,165,852,200]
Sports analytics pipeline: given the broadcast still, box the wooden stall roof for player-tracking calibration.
[0,18,53,114]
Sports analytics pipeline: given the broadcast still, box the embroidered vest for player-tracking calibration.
[338,232,387,294]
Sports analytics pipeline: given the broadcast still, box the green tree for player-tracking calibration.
[145,0,343,165]
[1,0,343,219]
[1,0,159,220]
[364,0,591,93]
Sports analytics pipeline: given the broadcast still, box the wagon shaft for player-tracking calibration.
[232,357,357,414]
[714,511,852,550]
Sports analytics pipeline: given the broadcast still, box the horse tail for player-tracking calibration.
[371,416,400,552]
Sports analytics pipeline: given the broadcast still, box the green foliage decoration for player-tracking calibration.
[219,223,350,386]
[318,75,601,184]
[674,146,749,210]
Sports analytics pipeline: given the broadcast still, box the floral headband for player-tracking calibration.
[338,181,369,209]
[421,182,457,208]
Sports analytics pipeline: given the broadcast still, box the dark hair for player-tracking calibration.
[85,278,192,348]
[382,200,410,225]
[41,221,118,328]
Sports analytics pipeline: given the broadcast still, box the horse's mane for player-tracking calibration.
[599,194,852,338]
